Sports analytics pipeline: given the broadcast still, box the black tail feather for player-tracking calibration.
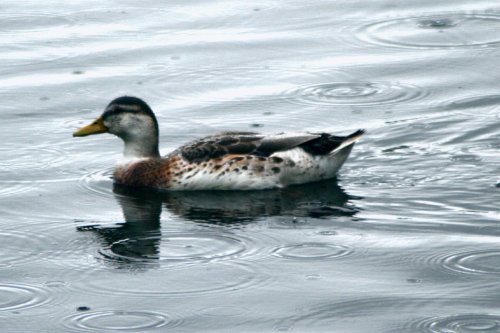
[300,129,365,155]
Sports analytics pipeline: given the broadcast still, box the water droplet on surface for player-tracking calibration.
[418,18,456,29]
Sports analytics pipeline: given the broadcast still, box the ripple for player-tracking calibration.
[49,233,109,272]
[98,232,250,266]
[441,249,500,275]
[449,154,482,163]
[78,167,114,199]
[272,243,352,260]
[418,18,457,29]
[0,146,74,196]
[140,66,336,106]
[73,261,269,298]
[64,310,175,332]
[45,281,69,288]
[0,181,35,198]
[444,94,500,112]
[409,314,500,333]
[283,81,426,107]
[0,229,53,267]
[0,146,67,172]
[280,297,431,331]
[199,306,248,318]
[0,283,51,312]
[356,13,500,49]
[0,14,72,34]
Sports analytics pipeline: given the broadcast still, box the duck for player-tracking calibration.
[73,96,364,191]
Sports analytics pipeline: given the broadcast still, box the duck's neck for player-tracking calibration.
[121,132,160,162]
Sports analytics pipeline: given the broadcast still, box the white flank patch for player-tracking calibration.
[273,145,355,186]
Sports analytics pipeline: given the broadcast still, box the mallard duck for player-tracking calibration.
[73,96,364,190]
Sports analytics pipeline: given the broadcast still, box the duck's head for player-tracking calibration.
[73,96,160,159]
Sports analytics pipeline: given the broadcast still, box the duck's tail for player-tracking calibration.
[329,129,365,155]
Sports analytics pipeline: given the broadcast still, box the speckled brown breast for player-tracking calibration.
[113,158,167,188]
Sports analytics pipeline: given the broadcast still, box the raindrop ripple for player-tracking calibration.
[64,310,177,332]
[356,13,500,49]
[78,167,114,199]
[0,283,51,312]
[71,261,270,298]
[408,314,500,333]
[98,232,252,266]
[283,81,426,107]
[272,243,352,260]
[442,249,500,275]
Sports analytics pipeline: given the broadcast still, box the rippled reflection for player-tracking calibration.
[77,186,162,270]
[76,179,357,270]
[116,178,356,223]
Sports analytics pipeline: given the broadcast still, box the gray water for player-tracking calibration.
[1,0,499,332]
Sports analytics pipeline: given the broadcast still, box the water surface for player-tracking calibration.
[1,0,499,332]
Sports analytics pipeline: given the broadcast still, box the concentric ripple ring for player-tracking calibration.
[272,243,352,260]
[283,81,426,106]
[409,314,500,332]
[63,310,174,332]
[356,13,500,49]
[0,283,51,312]
[442,249,500,275]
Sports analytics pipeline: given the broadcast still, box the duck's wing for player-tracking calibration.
[178,131,322,162]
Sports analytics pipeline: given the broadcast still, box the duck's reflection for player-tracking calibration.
[77,179,359,269]
[112,178,358,223]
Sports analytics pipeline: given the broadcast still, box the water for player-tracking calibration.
[1,0,499,332]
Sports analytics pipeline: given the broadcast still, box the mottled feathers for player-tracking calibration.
[177,130,365,163]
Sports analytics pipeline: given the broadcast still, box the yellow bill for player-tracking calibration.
[73,117,108,137]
